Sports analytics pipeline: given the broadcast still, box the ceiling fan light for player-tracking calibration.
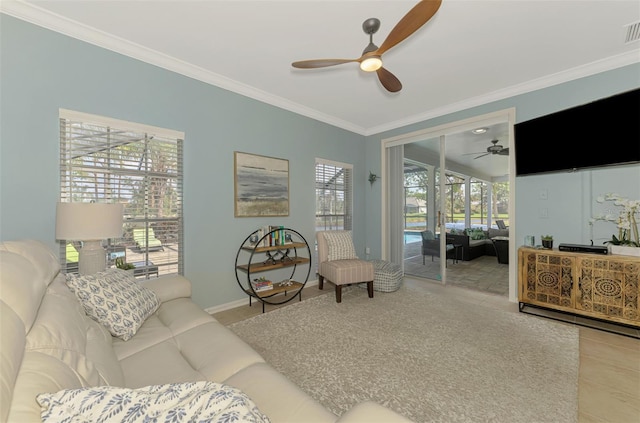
[360,56,382,72]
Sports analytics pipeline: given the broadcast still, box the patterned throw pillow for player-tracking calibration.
[323,231,358,261]
[466,228,487,240]
[65,268,160,341]
[37,381,271,423]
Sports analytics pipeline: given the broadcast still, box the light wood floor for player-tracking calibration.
[214,278,640,423]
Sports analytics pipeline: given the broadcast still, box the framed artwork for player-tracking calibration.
[234,151,289,217]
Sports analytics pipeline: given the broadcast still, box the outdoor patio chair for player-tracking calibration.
[316,230,374,303]
[421,230,455,266]
[133,227,164,251]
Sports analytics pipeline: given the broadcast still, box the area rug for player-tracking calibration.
[228,283,578,423]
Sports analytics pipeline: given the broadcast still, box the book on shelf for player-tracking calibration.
[252,227,271,248]
[251,226,295,248]
[269,225,286,246]
[253,284,273,292]
[252,278,273,291]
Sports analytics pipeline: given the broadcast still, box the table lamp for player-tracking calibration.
[56,202,124,275]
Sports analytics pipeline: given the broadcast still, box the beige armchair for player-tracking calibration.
[316,230,374,303]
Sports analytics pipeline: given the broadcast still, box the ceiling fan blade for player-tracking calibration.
[376,67,402,92]
[462,151,486,156]
[376,0,442,56]
[291,58,358,69]
[498,148,510,155]
[474,153,490,159]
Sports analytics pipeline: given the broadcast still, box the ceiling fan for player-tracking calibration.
[291,0,442,93]
[467,139,510,159]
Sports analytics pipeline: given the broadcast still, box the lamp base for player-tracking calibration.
[79,240,107,275]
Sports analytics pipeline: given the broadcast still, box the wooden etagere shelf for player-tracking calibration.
[236,257,311,273]
[234,228,311,313]
[518,246,640,333]
[241,242,307,253]
[243,281,304,299]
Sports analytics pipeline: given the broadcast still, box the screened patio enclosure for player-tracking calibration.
[403,159,509,238]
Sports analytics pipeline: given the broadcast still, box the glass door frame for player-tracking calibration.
[380,108,517,301]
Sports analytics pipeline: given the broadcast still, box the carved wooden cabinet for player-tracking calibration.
[518,247,640,328]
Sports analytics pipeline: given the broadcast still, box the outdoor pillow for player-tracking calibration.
[324,231,358,261]
[466,228,486,240]
[65,268,160,341]
[37,381,271,423]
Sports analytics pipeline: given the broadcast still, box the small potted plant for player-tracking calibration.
[541,235,553,249]
[115,257,135,271]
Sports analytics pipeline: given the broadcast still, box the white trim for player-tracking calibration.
[383,110,514,146]
[315,158,354,232]
[364,51,638,136]
[205,279,319,315]
[205,298,248,315]
[2,1,362,134]
[380,108,518,302]
[315,157,354,170]
[3,1,637,136]
[59,108,185,139]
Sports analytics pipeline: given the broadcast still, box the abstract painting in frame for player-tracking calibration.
[234,151,289,217]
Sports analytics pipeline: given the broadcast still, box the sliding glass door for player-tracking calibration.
[394,136,450,282]
[382,109,516,300]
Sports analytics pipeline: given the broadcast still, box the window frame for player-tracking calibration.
[315,158,353,232]
[58,109,184,278]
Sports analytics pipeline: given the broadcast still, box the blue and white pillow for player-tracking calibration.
[37,381,271,423]
[65,268,160,341]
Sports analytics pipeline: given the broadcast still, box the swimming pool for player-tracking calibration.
[404,232,422,243]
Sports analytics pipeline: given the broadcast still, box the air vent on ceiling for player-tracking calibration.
[624,21,640,43]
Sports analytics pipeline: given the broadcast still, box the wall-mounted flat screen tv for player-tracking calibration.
[514,88,640,176]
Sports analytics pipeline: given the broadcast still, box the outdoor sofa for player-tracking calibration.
[446,227,509,261]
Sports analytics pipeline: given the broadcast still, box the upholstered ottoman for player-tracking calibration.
[361,260,403,292]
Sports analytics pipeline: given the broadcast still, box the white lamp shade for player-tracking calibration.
[56,202,124,241]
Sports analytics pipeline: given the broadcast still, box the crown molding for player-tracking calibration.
[2,0,638,137]
[365,50,640,136]
[0,1,366,135]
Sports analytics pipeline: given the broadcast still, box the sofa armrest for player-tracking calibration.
[140,274,191,303]
[336,401,414,423]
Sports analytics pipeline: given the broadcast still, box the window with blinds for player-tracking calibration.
[315,159,353,231]
[59,109,184,278]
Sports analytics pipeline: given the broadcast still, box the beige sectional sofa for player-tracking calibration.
[0,240,412,423]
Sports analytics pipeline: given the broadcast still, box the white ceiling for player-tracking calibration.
[2,0,639,178]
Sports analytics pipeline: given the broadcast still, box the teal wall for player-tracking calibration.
[2,14,639,308]
[0,15,367,308]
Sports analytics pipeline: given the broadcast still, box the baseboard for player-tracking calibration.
[519,303,639,339]
[205,279,319,315]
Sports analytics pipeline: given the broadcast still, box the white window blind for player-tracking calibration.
[315,159,353,231]
[59,109,184,278]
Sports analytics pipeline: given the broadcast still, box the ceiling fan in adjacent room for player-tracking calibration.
[467,139,510,159]
[291,0,442,93]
